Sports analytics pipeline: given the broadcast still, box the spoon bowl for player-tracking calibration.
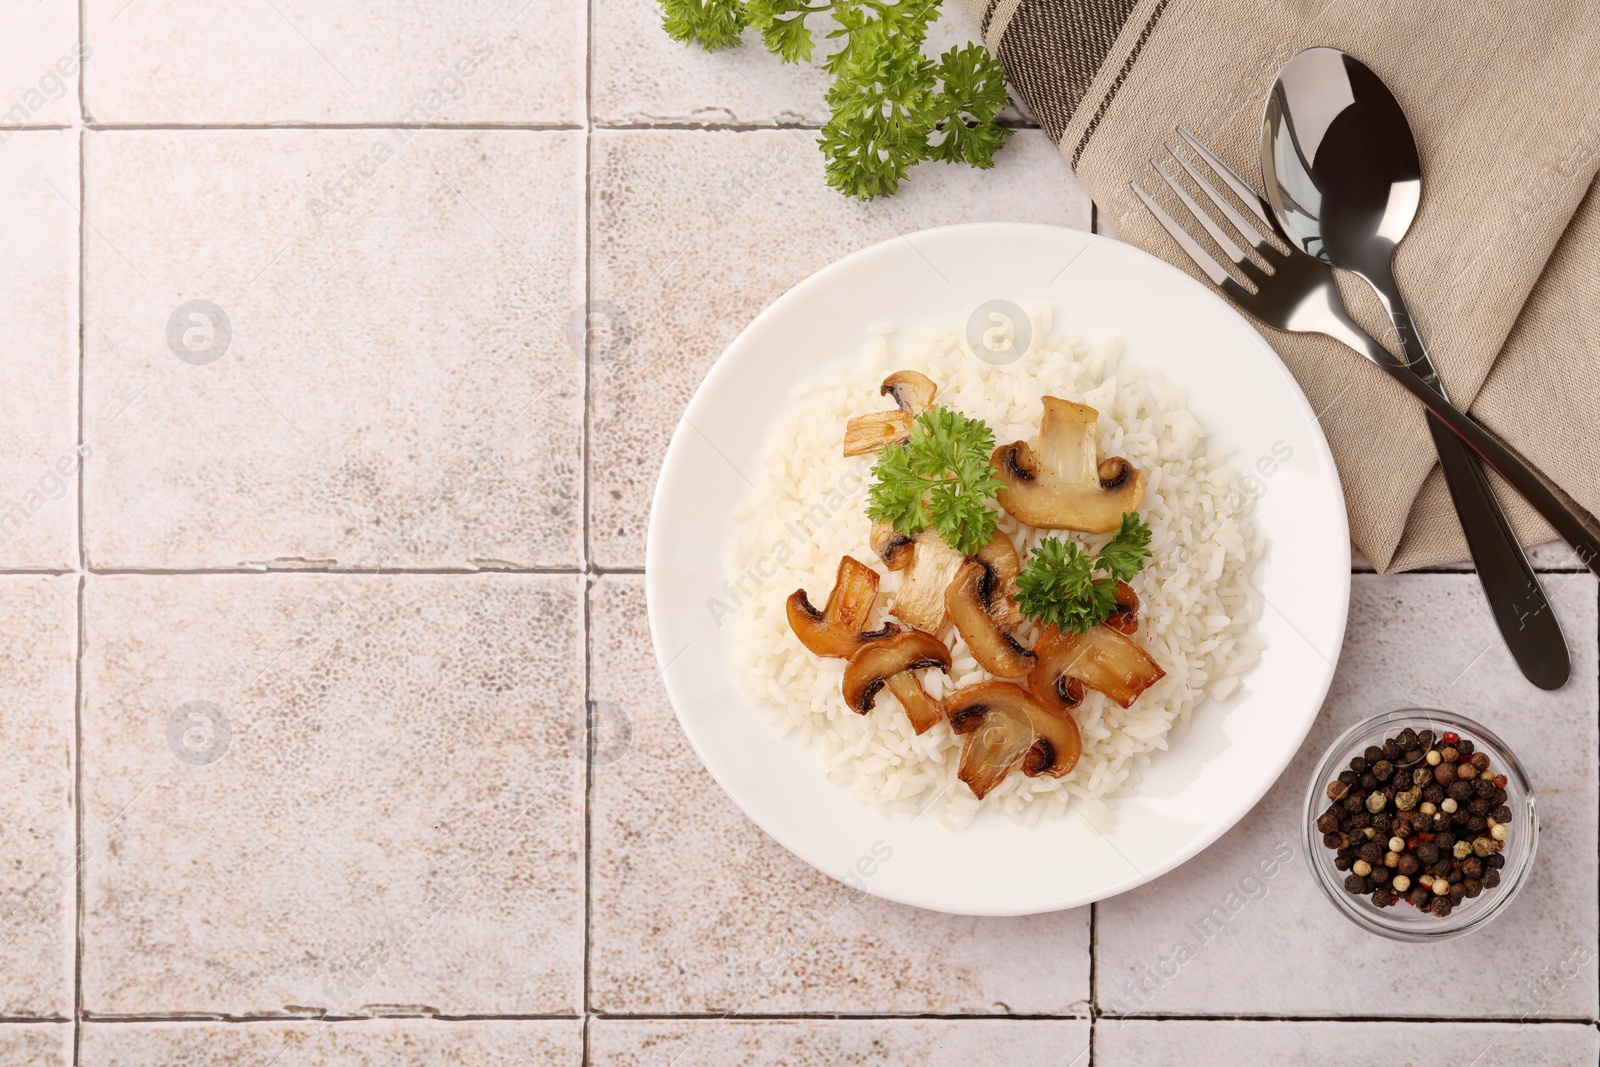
[1262,46,1422,280]
[1261,46,1570,691]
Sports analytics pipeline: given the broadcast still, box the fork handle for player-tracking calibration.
[1323,312,1600,578]
[1376,282,1568,689]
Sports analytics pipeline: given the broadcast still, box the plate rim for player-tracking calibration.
[644,220,1351,915]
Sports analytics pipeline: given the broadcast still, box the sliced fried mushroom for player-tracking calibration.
[842,410,912,457]
[973,529,1025,632]
[1104,580,1139,636]
[889,530,965,633]
[841,630,952,734]
[946,560,1035,678]
[842,371,939,456]
[1029,622,1166,710]
[946,681,1081,798]
[870,521,916,571]
[992,396,1145,532]
[786,555,900,658]
[880,370,937,415]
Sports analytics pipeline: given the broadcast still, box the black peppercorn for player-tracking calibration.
[1322,727,1512,923]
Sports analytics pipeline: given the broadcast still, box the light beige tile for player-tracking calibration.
[0,131,79,570]
[0,578,76,1017]
[1098,1019,1597,1067]
[591,0,831,125]
[1353,539,1582,571]
[592,2,1023,127]
[80,574,585,1016]
[83,0,583,125]
[591,1018,1088,1066]
[80,1019,582,1066]
[588,128,1091,566]
[0,1024,72,1066]
[0,3,80,127]
[588,576,1091,1014]
[84,130,584,570]
[1096,573,1599,1018]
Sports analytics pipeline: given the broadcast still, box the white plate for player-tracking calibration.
[645,223,1350,916]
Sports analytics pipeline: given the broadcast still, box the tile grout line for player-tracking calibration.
[1088,902,1097,1065]
[60,121,1044,133]
[582,0,596,1061]
[25,1011,1598,1025]
[73,14,88,1044]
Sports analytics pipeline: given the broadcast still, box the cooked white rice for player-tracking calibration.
[726,308,1265,831]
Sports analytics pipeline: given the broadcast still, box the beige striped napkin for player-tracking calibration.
[965,0,1600,571]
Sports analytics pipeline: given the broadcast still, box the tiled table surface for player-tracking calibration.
[0,3,1596,1065]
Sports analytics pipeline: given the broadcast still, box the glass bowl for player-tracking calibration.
[1303,708,1537,941]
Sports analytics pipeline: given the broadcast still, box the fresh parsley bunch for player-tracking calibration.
[1015,513,1154,633]
[658,0,1013,198]
[865,406,1005,555]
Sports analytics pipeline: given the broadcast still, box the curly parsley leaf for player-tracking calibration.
[660,0,748,51]
[923,44,1013,168]
[865,405,1004,555]
[1015,513,1154,632]
[745,0,817,62]
[1096,511,1154,581]
[657,0,1014,198]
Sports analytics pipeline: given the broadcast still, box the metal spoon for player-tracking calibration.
[1261,46,1569,689]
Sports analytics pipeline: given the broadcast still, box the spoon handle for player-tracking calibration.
[1320,307,1600,583]
[1377,289,1568,689]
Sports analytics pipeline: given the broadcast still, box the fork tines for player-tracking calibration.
[1130,127,1282,291]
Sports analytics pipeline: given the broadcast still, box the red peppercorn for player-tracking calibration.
[1492,774,1508,789]
[1406,836,1420,851]
[1442,731,1459,745]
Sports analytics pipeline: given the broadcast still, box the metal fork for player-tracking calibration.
[1142,129,1566,690]
[1130,130,1600,586]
